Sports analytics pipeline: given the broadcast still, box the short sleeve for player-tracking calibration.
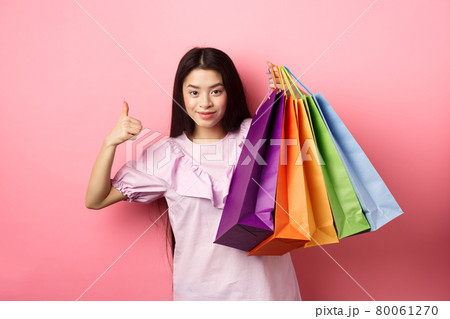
[111,160,168,203]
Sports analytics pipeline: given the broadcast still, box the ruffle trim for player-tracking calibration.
[166,118,252,209]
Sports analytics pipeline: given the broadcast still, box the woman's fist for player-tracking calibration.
[104,100,143,147]
[266,61,282,91]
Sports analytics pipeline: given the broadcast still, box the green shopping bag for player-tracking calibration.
[303,95,371,238]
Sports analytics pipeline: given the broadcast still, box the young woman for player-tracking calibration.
[85,47,301,301]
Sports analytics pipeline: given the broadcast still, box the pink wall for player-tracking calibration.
[1,0,449,301]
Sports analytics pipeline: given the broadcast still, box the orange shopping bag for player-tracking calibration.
[296,96,339,248]
[282,66,339,249]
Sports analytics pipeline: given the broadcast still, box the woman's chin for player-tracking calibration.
[195,116,219,126]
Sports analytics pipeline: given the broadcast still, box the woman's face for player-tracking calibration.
[182,68,227,131]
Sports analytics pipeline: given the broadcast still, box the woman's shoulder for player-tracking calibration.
[141,133,187,156]
[128,136,182,180]
[230,117,252,140]
[240,117,252,133]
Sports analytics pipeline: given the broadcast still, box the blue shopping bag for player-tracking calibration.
[313,93,404,230]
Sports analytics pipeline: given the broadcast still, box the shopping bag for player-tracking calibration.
[280,65,370,238]
[303,94,371,238]
[248,96,312,256]
[214,89,284,251]
[295,96,340,248]
[277,66,339,248]
[313,94,404,230]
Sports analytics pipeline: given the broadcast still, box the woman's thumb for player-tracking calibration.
[122,100,129,117]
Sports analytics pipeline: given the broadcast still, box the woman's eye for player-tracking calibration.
[211,90,222,95]
[189,91,198,96]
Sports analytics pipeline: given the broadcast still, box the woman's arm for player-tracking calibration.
[85,101,142,210]
[85,142,126,209]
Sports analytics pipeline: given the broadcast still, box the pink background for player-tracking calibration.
[1,0,449,301]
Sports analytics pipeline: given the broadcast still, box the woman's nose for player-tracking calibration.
[200,95,212,108]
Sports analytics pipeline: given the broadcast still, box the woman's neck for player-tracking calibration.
[188,125,227,143]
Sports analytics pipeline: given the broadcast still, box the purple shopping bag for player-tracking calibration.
[214,90,285,251]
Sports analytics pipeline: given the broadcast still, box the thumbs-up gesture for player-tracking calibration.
[104,100,143,147]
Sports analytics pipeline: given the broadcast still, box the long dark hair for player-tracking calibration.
[164,47,252,256]
[170,47,251,137]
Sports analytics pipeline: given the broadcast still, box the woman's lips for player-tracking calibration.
[198,112,215,119]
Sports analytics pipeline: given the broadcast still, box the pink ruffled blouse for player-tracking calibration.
[111,118,301,301]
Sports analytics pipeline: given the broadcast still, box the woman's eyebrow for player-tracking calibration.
[186,83,224,89]
[209,83,224,88]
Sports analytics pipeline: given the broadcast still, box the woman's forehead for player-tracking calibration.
[183,69,223,87]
